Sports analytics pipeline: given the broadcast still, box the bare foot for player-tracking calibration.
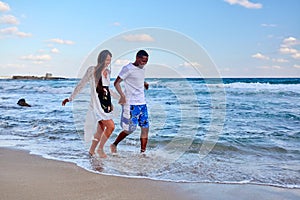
[97,148,107,158]
[89,151,95,157]
[140,152,147,158]
[110,144,117,154]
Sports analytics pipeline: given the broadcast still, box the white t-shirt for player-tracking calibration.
[118,63,146,105]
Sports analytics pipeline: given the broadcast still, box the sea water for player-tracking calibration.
[0,78,299,188]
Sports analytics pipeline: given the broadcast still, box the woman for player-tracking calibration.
[62,50,116,158]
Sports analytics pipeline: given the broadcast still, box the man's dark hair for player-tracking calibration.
[136,50,149,58]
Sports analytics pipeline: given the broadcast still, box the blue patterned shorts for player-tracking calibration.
[121,104,149,132]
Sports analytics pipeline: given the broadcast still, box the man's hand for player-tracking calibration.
[118,95,126,105]
[144,82,149,90]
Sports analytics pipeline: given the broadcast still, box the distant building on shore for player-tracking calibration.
[45,73,52,78]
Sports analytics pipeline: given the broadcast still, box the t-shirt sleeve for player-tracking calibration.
[118,65,130,80]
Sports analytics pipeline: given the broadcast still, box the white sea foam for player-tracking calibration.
[0,78,299,188]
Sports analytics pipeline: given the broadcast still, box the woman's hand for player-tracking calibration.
[62,98,69,106]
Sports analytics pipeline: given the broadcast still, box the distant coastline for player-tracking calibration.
[12,75,66,80]
[11,73,66,80]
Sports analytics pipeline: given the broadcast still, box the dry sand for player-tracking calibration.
[0,147,299,200]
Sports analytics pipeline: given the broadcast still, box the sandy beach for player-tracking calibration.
[0,147,299,200]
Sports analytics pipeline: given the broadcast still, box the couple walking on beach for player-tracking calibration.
[62,50,150,158]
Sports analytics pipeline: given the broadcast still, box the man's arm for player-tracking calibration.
[114,76,126,105]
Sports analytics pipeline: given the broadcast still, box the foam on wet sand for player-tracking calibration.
[0,147,299,200]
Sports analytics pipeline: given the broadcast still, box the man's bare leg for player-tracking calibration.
[110,130,130,153]
[140,127,149,153]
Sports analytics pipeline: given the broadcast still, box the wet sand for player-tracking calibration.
[0,147,299,200]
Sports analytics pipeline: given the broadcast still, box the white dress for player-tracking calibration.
[68,66,114,142]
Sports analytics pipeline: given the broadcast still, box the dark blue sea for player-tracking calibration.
[0,77,299,188]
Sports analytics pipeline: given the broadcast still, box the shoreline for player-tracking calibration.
[1,147,300,200]
[2,148,299,190]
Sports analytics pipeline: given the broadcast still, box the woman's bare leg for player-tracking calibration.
[97,119,115,158]
[89,122,105,156]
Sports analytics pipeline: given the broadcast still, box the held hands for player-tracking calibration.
[62,98,69,106]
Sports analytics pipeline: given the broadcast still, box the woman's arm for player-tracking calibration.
[62,67,92,106]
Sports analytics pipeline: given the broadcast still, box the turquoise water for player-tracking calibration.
[0,78,299,188]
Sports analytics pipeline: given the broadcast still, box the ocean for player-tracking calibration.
[0,77,299,188]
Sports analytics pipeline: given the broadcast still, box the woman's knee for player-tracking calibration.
[108,122,115,132]
[102,120,115,131]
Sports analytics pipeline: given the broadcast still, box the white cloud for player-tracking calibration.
[261,23,277,27]
[224,0,262,9]
[222,68,231,72]
[272,65,281,69]
[258,65,281,69]
[0,26,17,34]
[15,31,32,38]
[279,37,300,60]
[272,58,289,63]
[282,37,300,47]
[291,53,300,59]
[113,22,121,26]
[0,14,19,24]
[0,26,32,38]
[0,3,31,39]
[113,59,130,66]
[48,38,75,45]
[279,47,297,54]
[180,61,202,68]
[122,34,154,42]
[0,63,26,69]
[20,54,52,62]
[32,61,44,65]
[51,48,60,54]
[0,1,10,12]
[293,64,300,69]
[252,53,269,60]
[37,49,46,53]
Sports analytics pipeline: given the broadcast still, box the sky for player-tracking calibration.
[0,0,300,78]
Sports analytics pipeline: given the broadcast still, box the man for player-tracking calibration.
[110,50,150,153]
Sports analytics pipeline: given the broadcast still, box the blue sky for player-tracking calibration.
[0,0,299,78]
